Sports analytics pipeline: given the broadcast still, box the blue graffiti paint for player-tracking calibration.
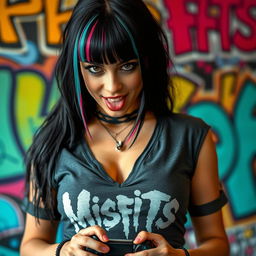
[0,69,24,178]
[56,222,64,243]
[229,81,256,218]
[0,139,19,165]
[0,196,23,236]
[8,238,19,250]
[0,41,39,65]
[0,195,24,255]
[0,246,19,256]
[215,56,240,68]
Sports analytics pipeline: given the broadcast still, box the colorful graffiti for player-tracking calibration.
[164,0,256,56]
[0,0,255,255]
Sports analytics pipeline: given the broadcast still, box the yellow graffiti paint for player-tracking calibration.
[146,3,162,22]
[244,228,253,238]
[221,73,237,113]
[171,75,197,113]
[63,0,78,8]
[15,72,46,150]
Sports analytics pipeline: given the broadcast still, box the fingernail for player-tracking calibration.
[134,236,141,243]
[101,246,109,252]
[102,234,109,241]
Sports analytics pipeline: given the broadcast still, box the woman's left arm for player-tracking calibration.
[126,130,230,256]
[188,130,230,256]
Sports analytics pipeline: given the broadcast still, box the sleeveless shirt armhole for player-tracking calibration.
[192,123,211,173]
[21,197,61,220]
[188,190,228,217]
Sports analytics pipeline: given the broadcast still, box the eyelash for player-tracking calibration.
[83,61,139,75]
[84,65,103,75]
[121,62,138,72]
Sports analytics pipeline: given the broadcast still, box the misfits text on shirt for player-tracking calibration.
[62,189,179,238]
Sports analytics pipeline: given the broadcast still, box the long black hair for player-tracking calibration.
[25,0,174,220]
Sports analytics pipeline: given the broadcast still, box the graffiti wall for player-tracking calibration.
[0,0,255,255]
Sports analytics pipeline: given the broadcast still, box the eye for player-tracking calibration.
[121,62,138,72]
[84,65,103,75]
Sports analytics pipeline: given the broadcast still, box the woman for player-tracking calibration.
[20,0,230,255]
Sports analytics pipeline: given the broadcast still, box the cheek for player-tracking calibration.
[81,74,99,96]
[127,73,143,90]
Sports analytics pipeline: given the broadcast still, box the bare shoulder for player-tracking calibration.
[190,130,220,205]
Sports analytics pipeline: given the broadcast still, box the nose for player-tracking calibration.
[104,71,122,93]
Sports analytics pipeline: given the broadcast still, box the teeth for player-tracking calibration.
[107,97,123,102]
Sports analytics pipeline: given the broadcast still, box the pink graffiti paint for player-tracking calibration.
[0,179,25,199]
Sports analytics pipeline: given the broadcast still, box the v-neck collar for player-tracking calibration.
[81,116,162,187]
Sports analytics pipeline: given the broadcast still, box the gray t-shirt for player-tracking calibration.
[24,113,226,248]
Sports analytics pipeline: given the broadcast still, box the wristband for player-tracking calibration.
[181,248,190,256]
[56,239,70,256]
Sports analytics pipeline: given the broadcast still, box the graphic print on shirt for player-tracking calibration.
[62,189,180,238]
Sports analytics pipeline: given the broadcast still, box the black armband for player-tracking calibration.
[189,190,228,217]
[56,239,70,256]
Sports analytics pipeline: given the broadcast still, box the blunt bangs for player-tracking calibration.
[78,15,138,64]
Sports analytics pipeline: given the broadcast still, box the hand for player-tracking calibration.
[125,231,185,256]
[60,225,110,255]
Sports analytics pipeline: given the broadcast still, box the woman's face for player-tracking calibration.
[80,59,143,117]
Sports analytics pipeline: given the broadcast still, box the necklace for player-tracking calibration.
[98,121,133,151]
[96,109,138,124]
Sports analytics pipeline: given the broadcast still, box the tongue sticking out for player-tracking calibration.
[103,97,126,111]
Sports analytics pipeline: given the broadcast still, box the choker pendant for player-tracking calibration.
[116,141,123,151]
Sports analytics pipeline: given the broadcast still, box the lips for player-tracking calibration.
[102,96,126,111]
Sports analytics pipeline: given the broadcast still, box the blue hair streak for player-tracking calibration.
[73,15,98,137]
[73,14,144,147]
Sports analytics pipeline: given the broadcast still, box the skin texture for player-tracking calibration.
[80,59,143,117]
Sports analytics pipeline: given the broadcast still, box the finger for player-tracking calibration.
[78,225,109,242]
[72,234,110,255]
[134,231,164,247]
[83,237,110,255]
[68,226,109,255]
[77,226,109,254]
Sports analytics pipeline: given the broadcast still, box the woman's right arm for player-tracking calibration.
[20,213,59,256]
[20,213,110,256]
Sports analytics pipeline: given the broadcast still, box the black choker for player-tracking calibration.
[96,109,138,124]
